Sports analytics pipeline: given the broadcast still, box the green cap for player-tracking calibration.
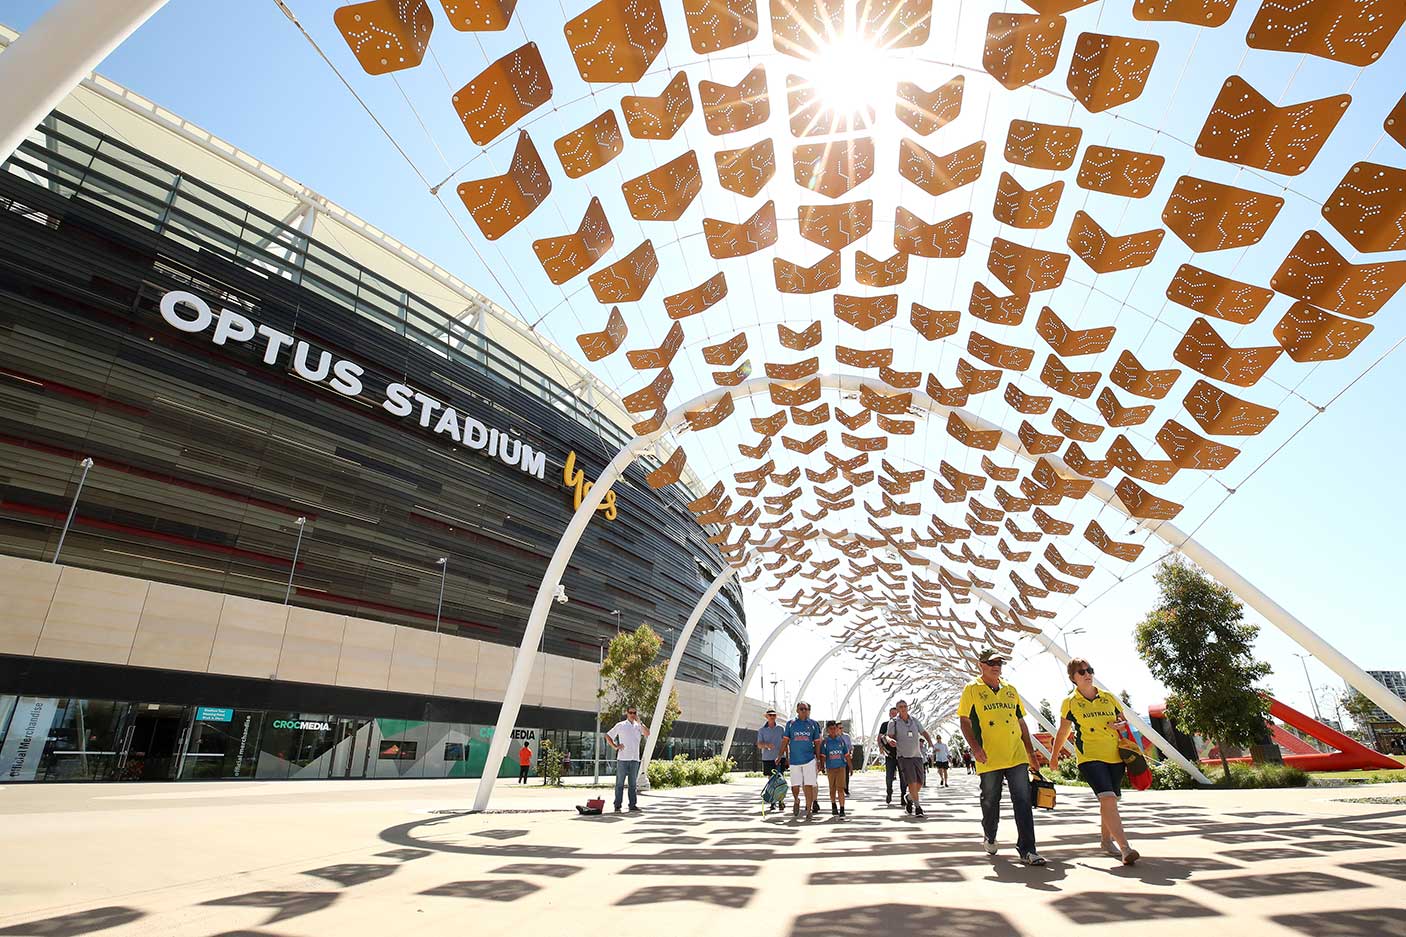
[977,647,1008,665]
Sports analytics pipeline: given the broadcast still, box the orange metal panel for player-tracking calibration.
[1270,229,1406,318]
[588,239,658,302]
[911,303,961,340]
[1109,349,1180,400]
[554,110,623,179]
[621,150,702,221]
[705,200,779,258]
[1246,0,1406,65]
[794,137,876,198]
[576,306,628,361]
[664,272,728,320]
[969,283,1030,326]
[1183,379,1278,436]
[456,131,551,240]
[899,139,986,196]
[1196,75,1349,176]
[1066,32,1159,113]
[1076,145,1164,198]
[988,238,1069,294]
[992,172,1064,229]
[984,13,1066,91]
[531,196,613,285]
[452,42,552,145]
[799,200,874,250]
[897,76,964,135]
[564,0,668,83]
[1165,264,1273,325]
[1273,302,1374,362]
[621,70,694,140]
[774,250,841,294]
[683,0,759,52]
[895,208,972,258]
[835,294,899,331]
[439,0,517,31]
[1067,211,1164,274]
[334,0,434,75]
[715,137,775,196]
[1162,176,1284,252]
[1322,162,1406,253]
[1172,317,1283,387]
[700,64,771,134]
[1005,119,1082,170]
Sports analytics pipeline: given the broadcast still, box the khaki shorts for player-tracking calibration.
[826,767,847,792]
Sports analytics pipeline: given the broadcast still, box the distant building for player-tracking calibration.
[1348,671,1406,754]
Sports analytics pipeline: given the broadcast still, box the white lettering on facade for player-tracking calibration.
[158,291,550,484]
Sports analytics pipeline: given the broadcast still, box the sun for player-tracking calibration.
[804,32,896,123]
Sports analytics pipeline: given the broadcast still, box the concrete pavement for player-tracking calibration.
[1,771,1403,936]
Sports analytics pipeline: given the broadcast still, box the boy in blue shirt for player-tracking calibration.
[820,721,853,816]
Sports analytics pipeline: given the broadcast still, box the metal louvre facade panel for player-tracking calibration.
[0,113,746,694]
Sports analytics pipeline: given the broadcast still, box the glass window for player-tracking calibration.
[181,708,263,780]
[37,698,125,782]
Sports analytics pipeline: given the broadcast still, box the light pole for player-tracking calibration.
[52,457,93,565]
[1294,653,1323,721]
[770,678,779,711]
[594,637,605,785]
[611,609,622,633]
[1060,627,1087,653]
[283,517,306,604]
[434,557,448,633]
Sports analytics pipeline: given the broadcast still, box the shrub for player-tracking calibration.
[1152,761,1199,790]
[646,755,734,789]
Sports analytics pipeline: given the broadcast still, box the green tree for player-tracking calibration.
[1038,699,1056,727]
[1119,689,1133,707]
[599,623,680,741]
[1134,558,1272,776]
[1341,690,1383,748]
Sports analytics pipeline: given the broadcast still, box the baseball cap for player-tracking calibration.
[977,647,1008,664]
[764,708,776,715]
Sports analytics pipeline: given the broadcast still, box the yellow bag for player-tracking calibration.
[1031,769,1057,810]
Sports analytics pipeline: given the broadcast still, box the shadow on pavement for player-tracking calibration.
[199,891,338,925]
[1051,891,1219,924]
[615,885,754,908]
[0,907,144,937]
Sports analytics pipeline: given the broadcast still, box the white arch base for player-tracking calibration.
[0,0,169,164]
[474,371,1390,809]
[637,566,738,786]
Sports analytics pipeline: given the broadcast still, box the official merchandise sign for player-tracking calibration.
[195,706,233,723]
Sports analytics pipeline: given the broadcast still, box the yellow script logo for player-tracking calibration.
[562,451,618,521]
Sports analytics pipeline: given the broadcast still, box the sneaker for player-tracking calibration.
[885,793,892,804]
[904,799,913,815]
[1121,848,1140,866]
[832,803,839,816]
[914,806,925,817]
[983,839,998,856]
[1102,839,1123,859]
[629,806,641,812]
[839,806,846,817]
[1021,852,1046,866]
[614,806,622,813]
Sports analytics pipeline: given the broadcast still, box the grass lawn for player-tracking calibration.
[1309,767,1406,783]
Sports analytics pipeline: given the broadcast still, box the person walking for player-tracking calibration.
[1051,657,1140,865]
[517,742,532,784]
[959,648,1045,865]
[780,701,823,820]
[605,706,649,813]
[756,709,787,813]
[562,749,572,780]
[932,734,951,787]
[883,699,935,817]
[820,721,852,816]
[840,725,853,795]
[878,706,901,805]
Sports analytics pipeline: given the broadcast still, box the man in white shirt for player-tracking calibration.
[605,705,650,813]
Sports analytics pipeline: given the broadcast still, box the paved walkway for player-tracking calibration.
[1,772,1404,936]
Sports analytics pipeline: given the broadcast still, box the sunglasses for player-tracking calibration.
[627,710,637,715]
[984,661,1004,668]
[1075,668,1095,676]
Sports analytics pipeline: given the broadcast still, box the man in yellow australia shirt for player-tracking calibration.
[958,648,1045,865]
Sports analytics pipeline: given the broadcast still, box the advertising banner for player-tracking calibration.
[0,697,59,781]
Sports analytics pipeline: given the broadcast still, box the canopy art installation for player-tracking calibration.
[321,0,1406,805]
[5,0,1398,805]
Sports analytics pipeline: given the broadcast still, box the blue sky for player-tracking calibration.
[6,0,1404,735]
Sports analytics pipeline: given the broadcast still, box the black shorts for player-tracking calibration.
[935,761,949,769]
[762,759,777,775]
[1078,759,1126,798]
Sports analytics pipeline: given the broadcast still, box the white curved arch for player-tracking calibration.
[836,664,879,723]
[796,632,865,705]
[638,565,738,783]
[474,371,1398,810]
[719,603,818,761]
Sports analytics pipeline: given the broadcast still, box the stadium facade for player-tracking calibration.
[0,29,763,783]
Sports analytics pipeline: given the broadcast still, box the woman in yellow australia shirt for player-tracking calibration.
[1051,657,1140,866]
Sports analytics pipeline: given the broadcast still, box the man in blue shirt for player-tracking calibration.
[755,709,787,813]
[820,721,853,816]
[780,701,823,820]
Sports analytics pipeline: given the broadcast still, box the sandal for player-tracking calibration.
[1121,848,1140,866]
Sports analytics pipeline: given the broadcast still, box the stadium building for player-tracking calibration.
[0,26,763,783]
